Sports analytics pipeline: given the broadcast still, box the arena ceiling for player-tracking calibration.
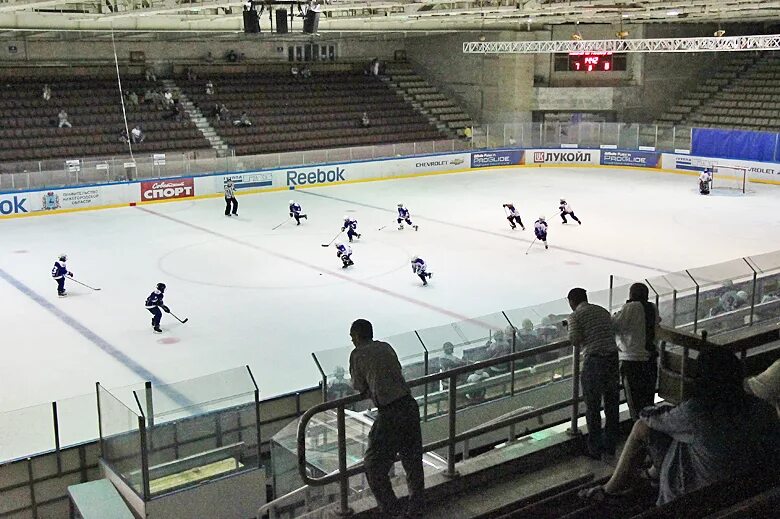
[0,1,778,38]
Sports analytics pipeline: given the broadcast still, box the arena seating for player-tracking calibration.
[0,75,211,163]
[178,69,448,156]
[657,51,780,132]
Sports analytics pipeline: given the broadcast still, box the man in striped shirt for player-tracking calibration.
[567,287,620,459]
[224,179,238,216]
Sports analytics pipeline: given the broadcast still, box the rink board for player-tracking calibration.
[1,148,779,220]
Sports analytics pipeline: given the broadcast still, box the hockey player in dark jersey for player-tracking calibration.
[534,216,549,250]
[335,243,354,268]
[396,203,418,231]
[289,200,308,225]
[145,283,170,333]
[502,203,525,230]
[341,216,361,242]
[558,199,581,224]
[51,253,73,297]
[411,256,433,286]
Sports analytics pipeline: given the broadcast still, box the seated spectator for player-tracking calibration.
[463,126,473,139]
[745,358,780,417]
[166,102,184,122]
[186,67,197,81]
[439,342,468,371]
[579,347,780,505]
[464,371,489,402]
[58,109,72,128]
[205,51,214,63]
[126,90,139,109]
[360,111,370,128]
[205,80,215,96]
[300,65,312,79]
[226,49,239,63]
[485,329,512,374]
[327,366,354,400]
[130,125,145,143]
[369,57,380,76]
[119,128,129,144]
[215,103,229,122]
[145,66,157,82]
[42,84,51,102]
[142,89,155,104]
[290,65,299,79]
[163,90,174,108]
[233,111,252,127]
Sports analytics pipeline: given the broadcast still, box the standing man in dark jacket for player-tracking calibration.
[349,319,424,517]
[224,179,238,216]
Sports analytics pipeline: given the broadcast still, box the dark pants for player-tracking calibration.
[225,196,238,215]
[417,273,428,284]
[364,394,424,515]
[561,211,581,224]
[507,216,524,229]
[293,213,302,224]
[397,217,413,225]
[581,354,620,456]
[147,307,162,327]
[621,358,657,420]
[347,228,359,241]
[56,277,65,295]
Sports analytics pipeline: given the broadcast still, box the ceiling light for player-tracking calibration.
[571,31,582,40]
[714,29,726,37]
[616,30,629,39]
[666,10,680,16]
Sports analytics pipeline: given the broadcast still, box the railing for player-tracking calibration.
[292,339,580,517]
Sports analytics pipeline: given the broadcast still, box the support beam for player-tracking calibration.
[463,34,780,54]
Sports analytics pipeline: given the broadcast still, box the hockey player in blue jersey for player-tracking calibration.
[558,199,581,225]
[502,203,525,230]
[335,243,354,268]
[51,253,73,297]
[341,216,361,242]
[397,203,418,231]
[411,256,433,286]
[289,200,307,225]
[534,216,549,250]
[145,282,170,333]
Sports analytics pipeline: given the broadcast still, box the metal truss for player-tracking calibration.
[463,34,780,54]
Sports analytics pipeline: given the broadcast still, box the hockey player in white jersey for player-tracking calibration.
[699,168,713,195]
[289,200,308,225]
[411,256,433,286]
[534,216,549,250]
[502,203,525,230]
[335,243,354,268]
[341,216,361,242]
[51,253,73,297]
[397,203,418,231]
[558,199,581,225]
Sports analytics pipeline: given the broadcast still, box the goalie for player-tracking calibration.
[699,167,713,195]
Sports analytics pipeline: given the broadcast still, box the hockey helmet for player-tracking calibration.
[343,215,349,220]
[289,200,295,204]
[559,198,566,203]
[398,203,404,207]
[59,253,67,261]
[539,215,546,221]
[156,282,166,292]
[225,179,234,185]
[411,255,419,262]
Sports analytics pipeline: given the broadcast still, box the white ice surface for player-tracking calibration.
[1,166,779,415]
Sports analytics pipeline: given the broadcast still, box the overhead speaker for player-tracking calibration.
[243,9,260,33]
[276,9,288,34]
[303,11,320,34]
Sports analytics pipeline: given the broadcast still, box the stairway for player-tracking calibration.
[160,79,229,157]
[379,62,475,139]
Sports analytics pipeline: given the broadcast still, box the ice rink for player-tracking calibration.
[2,165,779,413]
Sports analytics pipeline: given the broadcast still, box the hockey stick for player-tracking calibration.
[272,218,291,230]
[321,231,343,247]
[377,225,388,231]
[169,311,188,324]
[68,277,101,291]
[524,238,537,255]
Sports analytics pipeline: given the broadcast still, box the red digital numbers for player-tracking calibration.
[568,52,614,72]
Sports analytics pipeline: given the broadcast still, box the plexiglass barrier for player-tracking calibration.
[97,383,145,497]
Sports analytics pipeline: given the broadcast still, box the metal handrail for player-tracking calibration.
[294,338,578,516]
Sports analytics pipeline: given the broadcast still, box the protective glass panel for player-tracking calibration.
[0,403,54,463]
[98,384,144,497]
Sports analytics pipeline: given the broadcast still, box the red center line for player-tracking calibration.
[137,206,498,330]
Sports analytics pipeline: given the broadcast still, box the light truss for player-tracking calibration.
[463,34,780,54]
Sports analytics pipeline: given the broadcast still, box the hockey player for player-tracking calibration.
[534,216,549,250]
[397,203,418,231]
[558,199,581,225]
[502,203,525,230]
[224,179,238,216]
[341,216,361,242]
[335,243,354,268]
[411,256,433,286]
[145,282,170,333]
[289,200,307,225]
[699,168,713,195]
[51,253,73,297]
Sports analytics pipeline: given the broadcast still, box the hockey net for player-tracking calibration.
[711,165,747,193]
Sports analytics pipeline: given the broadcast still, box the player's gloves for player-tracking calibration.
[162,305,170,313]
[68,272,73,277]
[289,212,293,217]
[341,227,345,232]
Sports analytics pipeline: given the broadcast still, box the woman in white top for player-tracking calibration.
[613,282,660,419]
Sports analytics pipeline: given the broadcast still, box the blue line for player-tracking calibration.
[300,190,671,274]
[0,268,194,410]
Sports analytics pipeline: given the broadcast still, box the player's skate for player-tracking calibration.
[153,325,163,334]
[414,225,418,231]
[545,243,549,250]
[58,291,67,298]
[398,224,404,230]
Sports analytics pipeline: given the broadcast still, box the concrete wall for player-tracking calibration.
[404,31,536,124]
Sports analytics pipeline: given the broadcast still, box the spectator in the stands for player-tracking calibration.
[567,287,620,459]
[215,103,229,122]
[185,67,197,81]
[580,347,780,505]
[205,51,214,63]
[360,111,370,128]
[163,90,174,108]
[327,366,354,400]
[291,65,300,79]
[233,111,252,127]
[745,358,780,418]
[613,282,660,420]
[119,128,129,144]
[463,126,473,139]
[205,80,215,96]
[439,342,468,372]
[57,109,72,128]
[126,90,139,109]
[300,65,312,79]
[131,125,145,143]
[42,84,51,102]
[226,49,239,63]
[145,66,157,82]
[371,57,380,76]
